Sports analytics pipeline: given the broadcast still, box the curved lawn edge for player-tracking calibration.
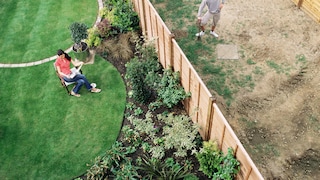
[0,0,103,65]
[0,55,126,179]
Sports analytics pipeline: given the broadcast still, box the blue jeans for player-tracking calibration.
[63,74,92,93]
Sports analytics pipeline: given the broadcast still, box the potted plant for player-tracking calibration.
[69,22,90,61]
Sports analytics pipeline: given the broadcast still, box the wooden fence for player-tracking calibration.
[131,0,264,179]
[293,0,320,23]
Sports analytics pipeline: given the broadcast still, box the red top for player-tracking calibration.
[55,57,71,75]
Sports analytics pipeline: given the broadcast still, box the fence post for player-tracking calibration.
[205,97,215,140]
[169,33,175,69]
[298,0,304,9]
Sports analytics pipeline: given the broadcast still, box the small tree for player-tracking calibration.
[69,22,88,51]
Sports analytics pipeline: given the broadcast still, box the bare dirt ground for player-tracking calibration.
[219,0,320,179]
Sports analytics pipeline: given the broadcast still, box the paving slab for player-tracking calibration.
[216,44,239,60]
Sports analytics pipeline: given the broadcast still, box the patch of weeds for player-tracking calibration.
[266,60,290,74]
[157,8,166,21]
[295,54,307,66]
[239,49,245,58]
[246,58,256,65]
[238,117,257,128]
[308,115,320,132]
[201,64,223,75]
[166,0,183,12]
[178,38,210,64]
[151,0,165,3]
[262,143,280,157]
[253,66,264,75]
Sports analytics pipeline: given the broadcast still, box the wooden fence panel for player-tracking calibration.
[131,0,264,179]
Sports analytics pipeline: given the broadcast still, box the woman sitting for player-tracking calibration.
[55,49,101,97]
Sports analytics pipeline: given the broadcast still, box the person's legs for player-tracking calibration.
[210,13,221,37]
[73,79,85,94]
[64,74,100,95]
[64,74,93,93]
[196,12,214,36]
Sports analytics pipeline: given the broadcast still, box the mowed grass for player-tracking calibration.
[0,56,126,179]
[0,0,98,63]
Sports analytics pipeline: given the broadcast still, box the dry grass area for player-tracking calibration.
[218,0,320,179]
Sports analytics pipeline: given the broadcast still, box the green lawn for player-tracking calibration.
[0,56,126,179]
[0,0,98,63]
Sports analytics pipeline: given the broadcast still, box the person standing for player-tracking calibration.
[196,0,225,38]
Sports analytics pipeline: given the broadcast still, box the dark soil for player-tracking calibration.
[97,49,210,179]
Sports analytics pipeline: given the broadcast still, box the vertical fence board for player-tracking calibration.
[157,23,165,67]
[197,86,211,139]
[172,40,182,73]
[236,148,253,180]
[210,108,226,144]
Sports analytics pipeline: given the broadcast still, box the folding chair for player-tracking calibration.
[53,63,82,95]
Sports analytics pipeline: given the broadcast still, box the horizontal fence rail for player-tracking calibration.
[132,0,264,179]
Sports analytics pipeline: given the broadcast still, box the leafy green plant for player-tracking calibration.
[125,44,161,103]
[157,68,191,108]
[158,113,199,157]
[111,160,140,180]
[149,145,166,159]
[101,0,139,34]
[86,27,102,48]
[86,141,137,179]
[134,107,144,116]
[69,22,88,49]
[121,125,141,146]
[196,141,240,179]
[137,156,195,179]
[97,18,112,38]
[128,111,157,139]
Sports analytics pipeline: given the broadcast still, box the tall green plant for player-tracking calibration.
[101,0,139,33]
[196,141,240,179]
[125,45,161,103]
[157,68,191,108]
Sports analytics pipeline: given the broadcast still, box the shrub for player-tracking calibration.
[69,22,88,45]
[101,0,140,34]
[97,18,112,38]
[86,27,102,48]
[196,141,240,179]
[157,68,191,108]
[125,57,153,103]
[125,52,161,103]
[158,113,199,157]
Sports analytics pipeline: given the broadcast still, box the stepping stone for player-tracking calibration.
[216,44,239,60]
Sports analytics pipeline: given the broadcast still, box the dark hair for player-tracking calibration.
[57,49,71,61]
